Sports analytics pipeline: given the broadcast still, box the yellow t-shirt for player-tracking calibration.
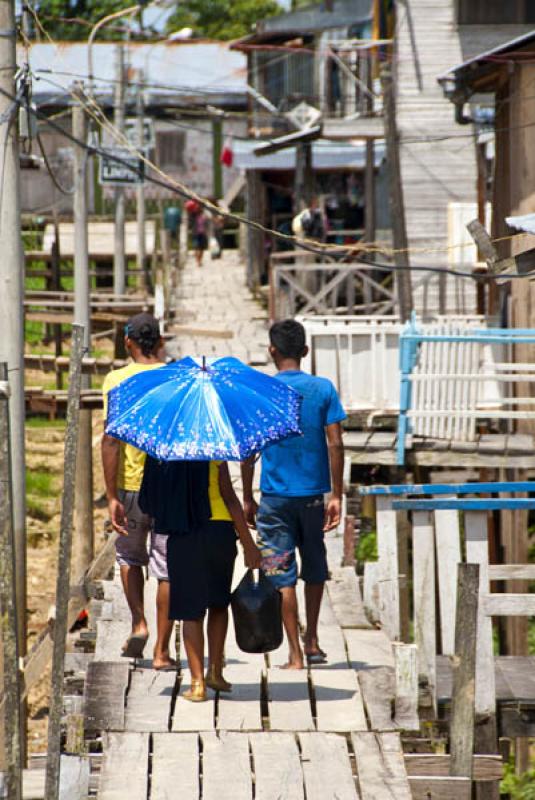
[102,362,163,492]
[209,461,232,522]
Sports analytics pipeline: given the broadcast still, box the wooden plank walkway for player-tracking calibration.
[83,527,416,799]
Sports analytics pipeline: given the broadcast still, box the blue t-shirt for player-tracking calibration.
[260,370,346,497]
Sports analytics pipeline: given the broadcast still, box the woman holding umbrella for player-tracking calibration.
[140,456,261,700]
[105,355,302,701]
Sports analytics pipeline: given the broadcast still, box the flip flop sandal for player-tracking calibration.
[121,633,149,659]
[306,650,328,665]
[153,660,178,672]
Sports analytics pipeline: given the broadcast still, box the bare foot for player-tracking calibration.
[279,661,304,670]
[153,649,176,670]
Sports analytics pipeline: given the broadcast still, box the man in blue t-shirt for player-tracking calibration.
[242,319,346,669]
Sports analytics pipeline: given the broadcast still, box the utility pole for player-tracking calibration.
[114,44,126,295]
[72,88,94,580]
[0,0,27,685]
[381,65,413,321]
[0,365,22,800]
[136,70,146,290]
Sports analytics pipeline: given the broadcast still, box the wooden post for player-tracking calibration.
[51,218,63,390]
[393,642,419,730]
[45,324,85,800]
[450,563,479,781]
[294,142,314,212]
[72,408,94,582]
[342,515,356,568]
[412,510,436,715]
[381,64,413,321]
[0,364,22,799]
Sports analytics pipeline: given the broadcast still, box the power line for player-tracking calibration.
[5,83,533,282]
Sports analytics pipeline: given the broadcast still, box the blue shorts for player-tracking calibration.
[256,495,328,589]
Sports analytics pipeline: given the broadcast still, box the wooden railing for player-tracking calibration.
[269,253,396,320]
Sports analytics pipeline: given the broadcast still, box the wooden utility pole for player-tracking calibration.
[72,92,94,580]
[381,65,413,321]
[44,325,85,800]
[136,71,146,290]
[0,0,27,684]
[114,44,126,296]
[0,364,22,800]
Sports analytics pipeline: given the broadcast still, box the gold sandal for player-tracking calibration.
[205,665,232,693]
[182,679,207,703]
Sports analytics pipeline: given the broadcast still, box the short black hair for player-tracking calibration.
[269,319,306,359]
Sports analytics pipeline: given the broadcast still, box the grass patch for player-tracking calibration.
[26,417,66,429]
[26,496,54,523]
[26,468,54,497]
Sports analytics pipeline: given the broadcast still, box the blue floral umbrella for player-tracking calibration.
[105,356,302,461]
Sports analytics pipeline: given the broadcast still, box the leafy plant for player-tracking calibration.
[356,529,378,562]
[501,758,535,799]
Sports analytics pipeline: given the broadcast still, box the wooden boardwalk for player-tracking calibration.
[84,529,418,800]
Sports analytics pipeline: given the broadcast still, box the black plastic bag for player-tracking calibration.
[231,570,283,653]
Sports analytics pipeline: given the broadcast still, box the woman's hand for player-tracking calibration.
[243,542,262,570]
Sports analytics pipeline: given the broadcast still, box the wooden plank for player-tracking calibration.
[313,668,367,732]
[464,511,496,718]
[172,673,215,732]
[299,733,359,800]
[352,732,411,800]
[488,564,535,580]
[404,754,503,781]
[345,629,394,671]
[201,732,252,800]
[412,511,436,713]
[83,661,129,732]
[482,594,535,616]
[357,667,397,732]
[393,643,419,731]
[58,756,89,800]
[94,618,132,662]
[124,667,177,732]
[409,776,471,800]
[450,563,479,779]
[375,497,400,640]
[327,567,372,629]
[250,732,305,800]
[216,666,263,732]
[434,508,461,655]
[98,732,148,800]
[267,669,314,732]
[297,584,348,669]
[151,733,199,800]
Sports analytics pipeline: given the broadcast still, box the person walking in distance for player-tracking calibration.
[241,319,346,669]
[101,313,174,668]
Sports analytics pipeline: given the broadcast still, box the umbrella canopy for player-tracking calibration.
[105,356,302,461]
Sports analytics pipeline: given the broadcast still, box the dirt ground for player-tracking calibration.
[25,342,111,755]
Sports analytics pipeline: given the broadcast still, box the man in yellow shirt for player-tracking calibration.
[101,313,174,668]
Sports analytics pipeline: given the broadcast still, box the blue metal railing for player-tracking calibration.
[396,313,535,465]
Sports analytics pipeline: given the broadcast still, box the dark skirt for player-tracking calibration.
[193,232,208,250]
[166,520,238,621]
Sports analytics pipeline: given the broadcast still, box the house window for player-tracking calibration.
[156,130,186,171]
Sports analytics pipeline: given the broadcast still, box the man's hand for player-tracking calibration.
[243,542,263,570]
[323,496,341,532]
[243,498,259,528]
[108,497,129,536]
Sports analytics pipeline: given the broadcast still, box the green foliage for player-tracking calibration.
[31,0,136,41]
[26,468,54,497]
[166,0,282,41]
[501,758,535,799]
[356,530,378,562]
[26,417,66,429]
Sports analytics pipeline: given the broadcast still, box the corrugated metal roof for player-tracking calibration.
[438,29,535,85]
[21,42,247,106]
[233,138,385,170]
